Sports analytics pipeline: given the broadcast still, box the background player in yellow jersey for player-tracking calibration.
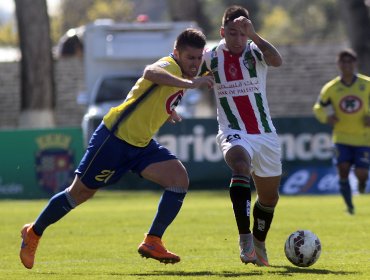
[313,49,370,214]
[19,28,214,269]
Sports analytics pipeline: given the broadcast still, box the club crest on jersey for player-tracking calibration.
[339,95,362,113]
[166,90,184,114]
[228,63,238,79]
[35,134,75,194]
[243,56,256,70]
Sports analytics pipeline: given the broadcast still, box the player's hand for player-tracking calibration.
[190,75,214,89]
[167,110,182,124]
[233,16,256,38]
[326,114,339,126]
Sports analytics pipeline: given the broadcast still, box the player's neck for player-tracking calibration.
[341,73,356,86]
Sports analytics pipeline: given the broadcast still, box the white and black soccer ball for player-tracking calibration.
[284,230,321,267]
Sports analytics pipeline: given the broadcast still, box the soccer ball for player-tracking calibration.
[284,230,321,267]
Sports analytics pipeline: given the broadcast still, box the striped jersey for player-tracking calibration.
[313,74,370,147]
[103,55,185,147]
[201,39,275,134]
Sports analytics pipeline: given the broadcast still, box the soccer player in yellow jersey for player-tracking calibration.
[19,28,214,269]
[313,49,370,215]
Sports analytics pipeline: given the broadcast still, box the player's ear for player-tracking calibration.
[220,27,225,38]
[173,49,179,60]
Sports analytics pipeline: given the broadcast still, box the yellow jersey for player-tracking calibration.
[103,55,185,147]
[313,74,370,147]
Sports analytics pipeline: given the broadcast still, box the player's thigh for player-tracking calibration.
[141,159,189,188]
[252,174,280,206]
[217,130,252,174]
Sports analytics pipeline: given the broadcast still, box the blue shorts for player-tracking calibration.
[333,143,370,169]
[76,123,177,189]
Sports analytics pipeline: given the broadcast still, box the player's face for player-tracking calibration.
[221,22,247,55]
[174,46,204,78]
[338,56,356,76]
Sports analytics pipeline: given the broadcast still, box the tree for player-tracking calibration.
[339,0,370,75]
[15,0,55,128]
[166,0,212,36]
[60,0,133,33]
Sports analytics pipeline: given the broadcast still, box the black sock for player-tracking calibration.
[339,179,353,209]
[229,175,251,234]
[253,200,274,242]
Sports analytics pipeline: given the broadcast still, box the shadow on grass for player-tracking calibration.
[129,270,263,277]
[269,265,357,276]
[127,266,358,278]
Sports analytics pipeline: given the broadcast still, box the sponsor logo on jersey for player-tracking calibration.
[339,95,362,113]
[166,90,184,114]
[158,61,170,68]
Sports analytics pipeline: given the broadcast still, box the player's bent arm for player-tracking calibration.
[234,16,281,67]
[313,87,336,124]
[250,35,282,67]
[249,33,282,67]
[144,64,214,89]
[143,64,193,88]
[313,102,331,124]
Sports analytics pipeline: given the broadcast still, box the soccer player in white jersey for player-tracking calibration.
[200,5,283,266]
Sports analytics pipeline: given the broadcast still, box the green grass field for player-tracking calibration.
[1,190,369,279]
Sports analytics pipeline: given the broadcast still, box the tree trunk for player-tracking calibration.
[15,0,55,128]
[339,0,370,75]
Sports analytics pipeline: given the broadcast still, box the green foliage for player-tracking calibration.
[259,0,345,44]
[86,0,134,24]
[258,6,300,45]
[0,20,17,46]
[1,191,370,279]
[0,0,360,46]
[60,0,133,34]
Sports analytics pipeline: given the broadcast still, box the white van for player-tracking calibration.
[80,19,201,145]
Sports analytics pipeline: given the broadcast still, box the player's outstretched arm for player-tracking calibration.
[143,64,214,89]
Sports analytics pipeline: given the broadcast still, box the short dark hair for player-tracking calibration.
[174,28,206,51]
[337,48,357,62]
[222,5,249,26]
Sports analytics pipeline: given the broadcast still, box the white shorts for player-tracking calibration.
[216,129,282,177]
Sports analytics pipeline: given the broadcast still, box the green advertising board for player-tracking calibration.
[2,118,365,198]
[0,127,84,199]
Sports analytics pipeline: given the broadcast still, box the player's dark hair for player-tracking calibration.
[337,48,357,62]
[222,5,249,26]
[174,28,206,51]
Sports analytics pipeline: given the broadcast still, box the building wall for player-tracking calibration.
[0,43,347,129]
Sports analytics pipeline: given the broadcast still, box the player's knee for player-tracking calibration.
[68,180,97,205]
[355,170,369,182]
[259,191,279,207]
[230,160,251,175]
[174,173,189,190]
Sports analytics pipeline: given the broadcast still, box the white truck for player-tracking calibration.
[80,19,200,145]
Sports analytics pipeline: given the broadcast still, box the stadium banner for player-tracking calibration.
[114,117,369,194]
[0,127,84,199]
[1,118,368,199]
